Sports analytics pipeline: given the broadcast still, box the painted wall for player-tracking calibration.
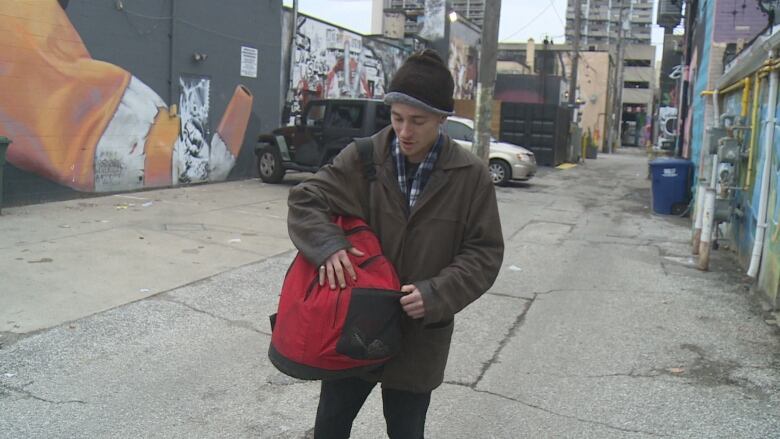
[0,0,282,205]
[686,0,714,176]
[448,19,480,100]
[560,50,611,151]
[687,0,768,177]
[575,52,611,151]
[757,89,780,307]
[688,0,780,306]
[720,70,780,307]
[281,11,409,125]
[659,34,684,108]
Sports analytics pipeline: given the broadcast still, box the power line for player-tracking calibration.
[499,1,556,42]
[549,0,566,29]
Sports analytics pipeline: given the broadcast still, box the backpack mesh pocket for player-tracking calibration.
[336,288,404,360]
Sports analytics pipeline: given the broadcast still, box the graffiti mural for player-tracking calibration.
[448,38,477,99]
[0,0,253,194]
[173,76,212,184]
[448,19,480,100]
[419,0,446,42]
[282,11,408,125]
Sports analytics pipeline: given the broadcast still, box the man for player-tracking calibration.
[287,49,504,439]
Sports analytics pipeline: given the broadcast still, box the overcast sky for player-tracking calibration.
[282,0,665,51]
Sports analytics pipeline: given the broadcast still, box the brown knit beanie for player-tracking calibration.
[384,49,455,115]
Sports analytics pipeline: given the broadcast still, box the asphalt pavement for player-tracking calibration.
[1,149,779,438]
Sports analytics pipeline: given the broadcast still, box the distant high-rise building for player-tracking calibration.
[372,0,485,36]
[449,0,485,28]
[565,0,653,46]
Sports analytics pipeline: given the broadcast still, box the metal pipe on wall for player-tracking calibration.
[693,89,722,254]
[692,185,704,254]
[746,73,763,189]
[698,188,716,270]
[748,50,779,278]
[712,89,720,128]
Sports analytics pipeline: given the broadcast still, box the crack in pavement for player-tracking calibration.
[486,291,532,300]
[533,288,626,295]
[567,238,655,247]
[581,369,661,379]
[0,382,86,405]
[652,245,672,277]
[444,384,664,437]
[507,220,576,242]
[154,297,271,337]
[470,295,535,389]
[502,368,665,380]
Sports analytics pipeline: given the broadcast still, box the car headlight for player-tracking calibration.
[516,152,534,161]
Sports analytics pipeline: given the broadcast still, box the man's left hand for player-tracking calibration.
[400,284,425,319]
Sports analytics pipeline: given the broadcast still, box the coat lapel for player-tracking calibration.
[372,127,472,221]
[409,168,448,220]
[378,148,408,215]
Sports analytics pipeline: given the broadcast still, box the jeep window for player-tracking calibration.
[327,103,363,129]
[375,103,391,129]
[306,102,326,127]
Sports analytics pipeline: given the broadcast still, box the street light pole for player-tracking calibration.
[473,0,502,163]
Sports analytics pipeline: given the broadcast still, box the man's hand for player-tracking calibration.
[400,284,425,319]
[319,247,365,290]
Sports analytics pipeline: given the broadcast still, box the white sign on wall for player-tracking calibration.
[240,46,258,78]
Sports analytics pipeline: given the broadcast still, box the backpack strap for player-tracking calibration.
[354,137,376,182]
[354,137,375,222]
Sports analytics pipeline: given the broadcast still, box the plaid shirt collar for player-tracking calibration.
[391,133,443,208]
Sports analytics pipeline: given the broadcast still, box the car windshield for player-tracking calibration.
[446,119,498,143]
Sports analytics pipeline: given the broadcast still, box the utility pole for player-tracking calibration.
[568,0,581,109]
[568,0,582,163]
[473,0,502,163]
[608,0,626,153]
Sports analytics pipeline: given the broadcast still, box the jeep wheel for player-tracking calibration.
[257,147,284,183]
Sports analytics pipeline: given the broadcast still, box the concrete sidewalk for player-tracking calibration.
[1,151,779,438]
[0,178,300,335]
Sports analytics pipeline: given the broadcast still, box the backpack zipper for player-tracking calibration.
[303,274,318,301]
[344,225,371,236]
[358,254,381,268]
[332,289,343,328]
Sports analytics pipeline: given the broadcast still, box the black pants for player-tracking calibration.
[313,376,431,439]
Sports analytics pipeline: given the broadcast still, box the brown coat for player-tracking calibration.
[287,125,504,392]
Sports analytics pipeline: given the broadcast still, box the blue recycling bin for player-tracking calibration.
[649,158,692,215]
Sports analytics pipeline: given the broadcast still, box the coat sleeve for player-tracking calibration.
[287,143,369,266]
[416,166,504,325]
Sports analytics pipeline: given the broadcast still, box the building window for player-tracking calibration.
[624,81,650,89]
[624,59,651,67]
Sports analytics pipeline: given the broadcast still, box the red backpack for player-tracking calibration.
[268,216,403,380]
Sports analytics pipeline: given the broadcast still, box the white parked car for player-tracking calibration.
[444,116,537,185]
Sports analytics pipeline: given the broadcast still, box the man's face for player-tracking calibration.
[390,102,445,163]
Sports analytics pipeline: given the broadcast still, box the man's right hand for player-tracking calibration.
[319,247,365,290]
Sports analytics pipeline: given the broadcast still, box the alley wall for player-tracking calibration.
[0,0,282,205]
